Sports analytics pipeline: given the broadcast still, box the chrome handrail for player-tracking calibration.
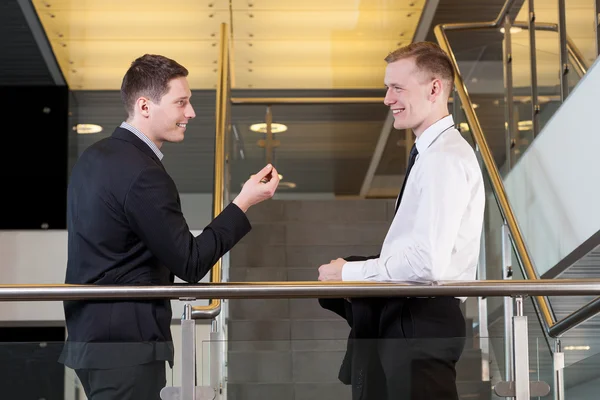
[549,297,600,338]
[0,280,600,301]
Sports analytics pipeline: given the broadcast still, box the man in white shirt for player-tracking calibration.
[318,42,485,400]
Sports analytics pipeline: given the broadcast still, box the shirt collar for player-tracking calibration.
[415,114,455,154]
[119,121,164,161]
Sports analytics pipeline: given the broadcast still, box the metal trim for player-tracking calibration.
[0,280,599,301]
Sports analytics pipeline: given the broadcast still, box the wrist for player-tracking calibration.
[233,196,250,213]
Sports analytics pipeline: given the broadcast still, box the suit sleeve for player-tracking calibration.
[124,165,251,283]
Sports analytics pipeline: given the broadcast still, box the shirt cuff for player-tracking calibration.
[342,260,366,281]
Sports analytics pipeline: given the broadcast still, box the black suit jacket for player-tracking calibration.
[60,127,251,369]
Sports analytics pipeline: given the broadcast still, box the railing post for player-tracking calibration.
[181,303,196,400]
[554,339,565,400]
[513,296,530,400]
[478,220,490,382]
[557,0,569,102]
[503,15,516,171]
[594,0,600,56]
[528,0,540,136]
[160,302,216,400]
[502,224,515,385]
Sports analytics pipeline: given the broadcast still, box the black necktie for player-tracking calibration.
[395,144,419,214]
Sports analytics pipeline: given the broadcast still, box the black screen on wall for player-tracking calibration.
[0,85,69,229]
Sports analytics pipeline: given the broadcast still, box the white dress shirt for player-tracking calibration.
[342,115,485,284]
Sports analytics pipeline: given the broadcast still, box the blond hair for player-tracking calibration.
[385,42,454,94]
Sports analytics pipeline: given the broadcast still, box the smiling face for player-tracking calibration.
[144,76,196,145]
[384,57,451,138]
[382,42,454,137]
[384,57,436,136]
[121,54,195,148]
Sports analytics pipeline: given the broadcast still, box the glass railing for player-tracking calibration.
[450,31,587,177]
[211,337,509,399]
[452,97,555,399]
[502,55,600,278]
[228,96,388,198]
[199,334,559,399]
[564,344,600,399]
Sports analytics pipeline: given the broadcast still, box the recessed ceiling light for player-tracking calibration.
[459,122,470,132]
[518,120,533,131]
[500,27,523,34]
[564,345,590,351]
[472,103,479,109]
[250,123,288,134]
[74,124,103,134]
[278,182,297,189]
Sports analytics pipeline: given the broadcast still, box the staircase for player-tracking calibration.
[226,199,491,399]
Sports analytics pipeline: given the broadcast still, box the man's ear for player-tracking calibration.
[429,78,447,102]
[431,78,443,96]
[135,96,151,118]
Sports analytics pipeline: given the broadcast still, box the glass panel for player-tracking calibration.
[208,337,510,399]
[564,0,598,73]
[502,57,600,277]
[564,340,600,399]
[452,105,556,397]
[230,99,388,198]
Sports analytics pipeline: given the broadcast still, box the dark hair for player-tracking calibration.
[385,42,454,94]
[120,54,189,116]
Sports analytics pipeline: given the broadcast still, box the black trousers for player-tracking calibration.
[76,361,166,400]
[349,297,466,400]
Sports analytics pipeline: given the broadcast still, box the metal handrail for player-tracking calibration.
[0,280,600,301]
[434,6,592,337]
[549,296,600,337]
[434,24,555,333]
[191,23,230,319]
[510,21,590,75]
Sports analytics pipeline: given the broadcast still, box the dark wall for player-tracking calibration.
[0,86,69,229]
[0,326,66,400]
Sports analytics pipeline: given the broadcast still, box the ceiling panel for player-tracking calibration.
[36,10,228,40]
[230,10,420,40]
[32,0,426,90]
[230,0,427,11]
[33,0,227,11]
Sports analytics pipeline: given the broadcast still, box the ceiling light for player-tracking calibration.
[472,103,479,109]
[278,182,297,189]
[500,27,523,34]
[518,120,533,131]
[74,124,103,134]
[250,123,288,134]
[459,122,470,132]
[564,345,590,351]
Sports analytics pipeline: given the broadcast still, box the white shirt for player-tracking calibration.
[342,115,485,285]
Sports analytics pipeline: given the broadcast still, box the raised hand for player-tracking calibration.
[233,164,280,212]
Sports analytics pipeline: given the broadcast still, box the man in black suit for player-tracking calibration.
[60,54,280,400]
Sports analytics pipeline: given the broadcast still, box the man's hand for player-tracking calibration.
[318,258,346,281]
[233,164,280,212]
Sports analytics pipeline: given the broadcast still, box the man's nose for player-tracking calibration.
[186,104,196,119]
[383,88,395,106]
